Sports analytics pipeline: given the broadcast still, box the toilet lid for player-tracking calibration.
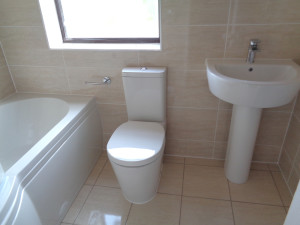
[107,121,165,167]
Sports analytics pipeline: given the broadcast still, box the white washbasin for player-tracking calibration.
[206,59,300,108]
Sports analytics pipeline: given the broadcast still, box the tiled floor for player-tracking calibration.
[61,154,292,225]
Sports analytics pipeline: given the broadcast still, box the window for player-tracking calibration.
[39,0,161,50]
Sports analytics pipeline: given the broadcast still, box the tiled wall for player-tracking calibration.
[280,92,300,195]
[0,43,15,99]
[0,0,300,162]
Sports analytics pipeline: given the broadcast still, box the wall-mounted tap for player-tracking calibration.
[246,39,260,64]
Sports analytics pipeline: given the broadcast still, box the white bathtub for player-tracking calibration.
[0,93,103,225]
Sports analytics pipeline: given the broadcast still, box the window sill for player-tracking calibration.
[49,42,161,51]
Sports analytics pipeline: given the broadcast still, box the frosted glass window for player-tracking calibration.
[55,0,160,43]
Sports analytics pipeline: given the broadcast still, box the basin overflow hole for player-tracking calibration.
[248,68,253,72]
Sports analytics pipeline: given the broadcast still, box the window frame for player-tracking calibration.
[53,0,160,44]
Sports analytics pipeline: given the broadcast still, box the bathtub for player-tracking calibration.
[0,93,103,225]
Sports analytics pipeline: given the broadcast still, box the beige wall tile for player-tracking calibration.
[162,0,230,25]
[272,172,292,206]
[0,27,64,66]
[0,46,6,67]
[166,107,217,141]
[268,163,280,172]
[283,116,300,159]
[229,170,282,205]
[75,186,131,225]
[98,104,127,133]
[181,197,234,225]
[215,110,232,142]
[288,168,300,196]
[225,24,300,60]
[127,194,181,225]
[63,50,138,68]
[139,25,227,71]
[229,0,300,24]
[252,145,281,163]
[264,99,295,113]
[167,70,218,109]
[102,133,112,150]
[219,100,233,110]
[0,0,42,26]
[10,66,69,94]
[294,149,300,176]
[185,157,224,167]
[183,165,230,200]
[213,142,228,159]
[158,163,184,195]
[250,162,269,171]
[256,111,290,146]
[163,155,185,164]
[66,67,126,104]
[232,202,286,225]
[0,66,15,99]
[165,139,214,158]
[279,150,292,181]
[293,92,300,120]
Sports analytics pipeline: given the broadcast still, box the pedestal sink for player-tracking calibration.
[206,59,300,184]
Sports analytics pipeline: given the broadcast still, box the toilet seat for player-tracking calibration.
[107,121,165,167]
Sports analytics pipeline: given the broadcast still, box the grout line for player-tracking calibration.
[0,41,17,91]
[277,97,297,163]
[167,105,218,110]
[92,159,109,186]
[227,178,236,225]
[137,51,140,66]
[230,200,286,208]
[125,203,133,225]
[223,0,232,58]
[61,51,72,95]
[71,185,94,225]
[178,162,186,225]
[212,99,221,158]
[270,170,286,207]
[278,156,294,196]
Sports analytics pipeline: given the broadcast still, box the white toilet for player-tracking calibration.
[107,67,167,204]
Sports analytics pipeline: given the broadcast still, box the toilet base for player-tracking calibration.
[109,152,164,204]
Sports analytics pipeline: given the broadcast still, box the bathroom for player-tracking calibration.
[0,0,300,224]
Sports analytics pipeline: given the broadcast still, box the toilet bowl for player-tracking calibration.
[107,67,167,204]
[107,121,165,204]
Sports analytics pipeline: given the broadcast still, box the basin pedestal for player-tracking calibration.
[225,105,262,184]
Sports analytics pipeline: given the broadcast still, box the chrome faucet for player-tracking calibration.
[246,39,260,64]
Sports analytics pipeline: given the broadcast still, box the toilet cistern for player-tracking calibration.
[246,39,260,64]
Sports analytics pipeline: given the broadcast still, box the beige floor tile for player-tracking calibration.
[158,163,184,195]
[63,185,93,224]
[229,171,282,205]
[185,158,224,167]
[126,193,181,225]
[272,172,292,206]
[95,161,120,188]
[183,165,230,200]
[180,197,234,225]
[74,186,131,225]
[163,155,185,164]
[232,202,286,225]
[85,157,107,185]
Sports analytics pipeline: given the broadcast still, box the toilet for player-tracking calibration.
[107,67,167,204]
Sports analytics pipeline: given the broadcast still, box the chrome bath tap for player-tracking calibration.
[247,39,260,64]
